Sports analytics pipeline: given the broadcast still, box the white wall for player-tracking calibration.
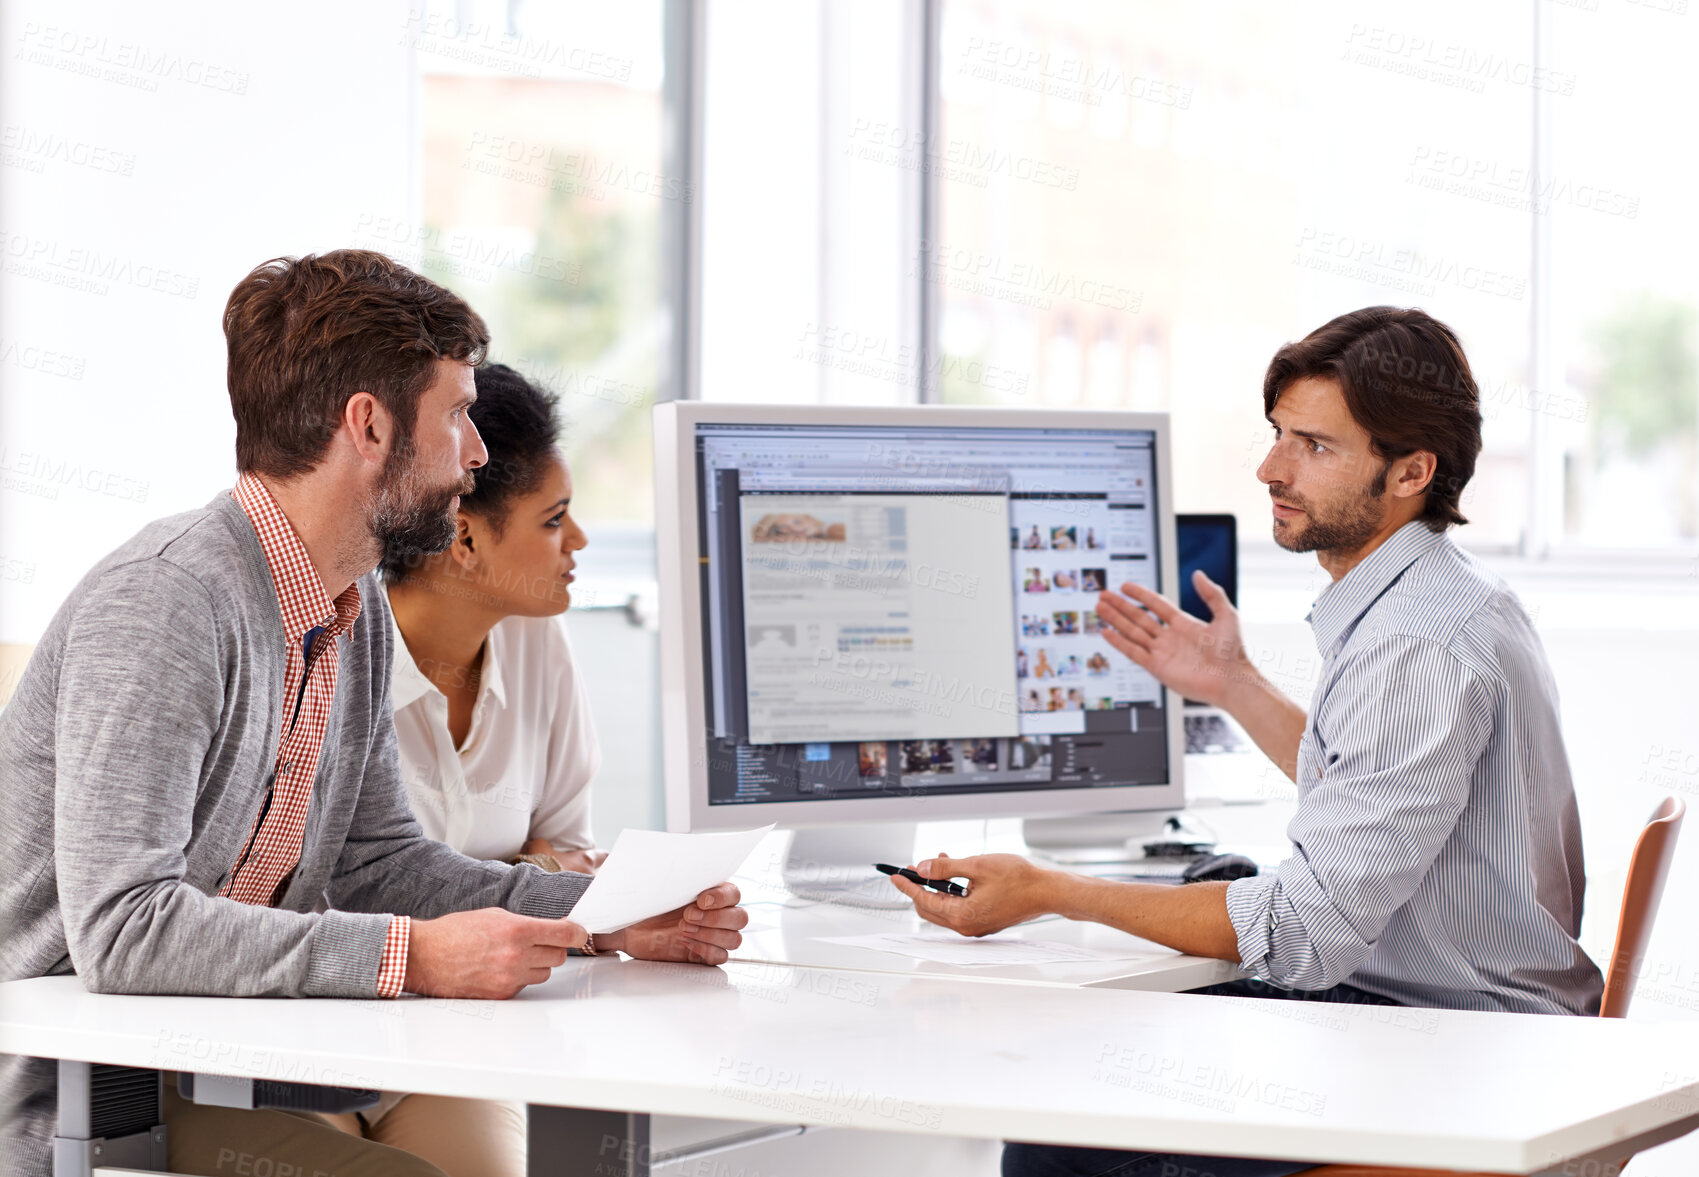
[1,0,419,642]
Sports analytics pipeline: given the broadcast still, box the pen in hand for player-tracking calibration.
[875,862,968,897]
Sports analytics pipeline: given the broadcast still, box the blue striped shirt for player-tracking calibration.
[1225,520,1604,1015]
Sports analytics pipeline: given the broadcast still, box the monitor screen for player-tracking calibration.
[1176,514,1237,622]
[690,420,1171,807]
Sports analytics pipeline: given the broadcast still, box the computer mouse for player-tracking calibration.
[1181,852,1258,883]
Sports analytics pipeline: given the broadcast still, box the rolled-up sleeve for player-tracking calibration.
[1226,637,1492,990]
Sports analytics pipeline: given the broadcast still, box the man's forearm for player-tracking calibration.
[1044,873,1242,962]
[331,829,591,922]
[1219,663,1307,782]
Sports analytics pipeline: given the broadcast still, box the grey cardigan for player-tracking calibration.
[0,491,591,1173]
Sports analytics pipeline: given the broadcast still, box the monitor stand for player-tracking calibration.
[783,823,918,910]
[1022,810,1193,866]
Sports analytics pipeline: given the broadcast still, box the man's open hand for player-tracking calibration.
[1095,569,1248,707]
[403,908,587,999]
[600,882,747,966]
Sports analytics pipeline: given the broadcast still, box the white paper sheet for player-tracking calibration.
[568,825,774,934]
[814,930,1147,966]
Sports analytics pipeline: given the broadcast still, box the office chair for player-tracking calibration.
[1291,795,1688,1177]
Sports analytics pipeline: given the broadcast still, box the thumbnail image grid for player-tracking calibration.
[847,736,1055,784]
[1011,510,1117,713]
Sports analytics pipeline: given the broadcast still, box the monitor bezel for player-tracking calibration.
[654,401,1185,832]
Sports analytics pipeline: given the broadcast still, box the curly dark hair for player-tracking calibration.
[459,363,562,533]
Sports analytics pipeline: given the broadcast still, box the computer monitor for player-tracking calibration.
[653,404,1185,892]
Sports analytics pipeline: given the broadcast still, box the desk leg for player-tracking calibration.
[527,1106,651,1177]
[52,1062,168,1176]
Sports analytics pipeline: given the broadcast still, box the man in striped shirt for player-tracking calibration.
[890,307,1603,1177]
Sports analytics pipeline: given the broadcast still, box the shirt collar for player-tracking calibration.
[384,587,508,713]
[233,472,362,646]
[1306,519,1450,657]
[481,624,508,708]
[388,601,435,710]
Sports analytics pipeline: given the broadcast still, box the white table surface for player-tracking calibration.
[730,897,1245,991]
[6,964,1699,1172]
[725,808,1291,992]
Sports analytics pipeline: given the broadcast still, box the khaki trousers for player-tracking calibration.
[325,1093,527,1177]
[161,1080,448,1177]
[164,1082,526,1177]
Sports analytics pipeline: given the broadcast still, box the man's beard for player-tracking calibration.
[1270,461,1391,554]
[371,435,475,573]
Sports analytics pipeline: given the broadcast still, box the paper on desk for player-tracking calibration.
[568,825,773,934]
[815,930,1144,966]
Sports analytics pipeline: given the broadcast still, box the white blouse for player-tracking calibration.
[388,599,601,861]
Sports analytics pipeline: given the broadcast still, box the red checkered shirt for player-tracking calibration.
[230,473,410,997]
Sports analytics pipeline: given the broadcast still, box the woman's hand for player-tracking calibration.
[597,883,747,965]
[553,848,607,874]
[521,838,607,875]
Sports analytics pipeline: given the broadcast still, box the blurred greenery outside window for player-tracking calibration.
[414,2,667,538]
[934,0,1698,553]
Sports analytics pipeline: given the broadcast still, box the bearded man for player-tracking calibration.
[0,251,745,1177]
[885,307,1602,1177]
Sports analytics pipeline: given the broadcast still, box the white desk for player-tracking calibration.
[731,897,1244,991]
[6,962,1699,1176]
[726,807,1294,992]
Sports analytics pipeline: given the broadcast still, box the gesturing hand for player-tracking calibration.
[1094,570,1248,707]
[403,908,587,999]
[600,882,747,966]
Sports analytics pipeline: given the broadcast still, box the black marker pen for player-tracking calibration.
[874,863,968,897]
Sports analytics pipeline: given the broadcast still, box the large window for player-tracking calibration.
[1547,4,1699,548]
[402,1,670,531]
[401,1,1697,559]
[698,0,922,408]
[930,0,1697,555]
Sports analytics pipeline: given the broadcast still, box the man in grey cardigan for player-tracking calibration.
[0,251,746,1176]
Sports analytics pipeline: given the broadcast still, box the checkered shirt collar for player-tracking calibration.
[233,472,363,645]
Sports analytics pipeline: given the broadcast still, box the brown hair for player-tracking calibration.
[225,250,489,478]
[1262,306,1482,531]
